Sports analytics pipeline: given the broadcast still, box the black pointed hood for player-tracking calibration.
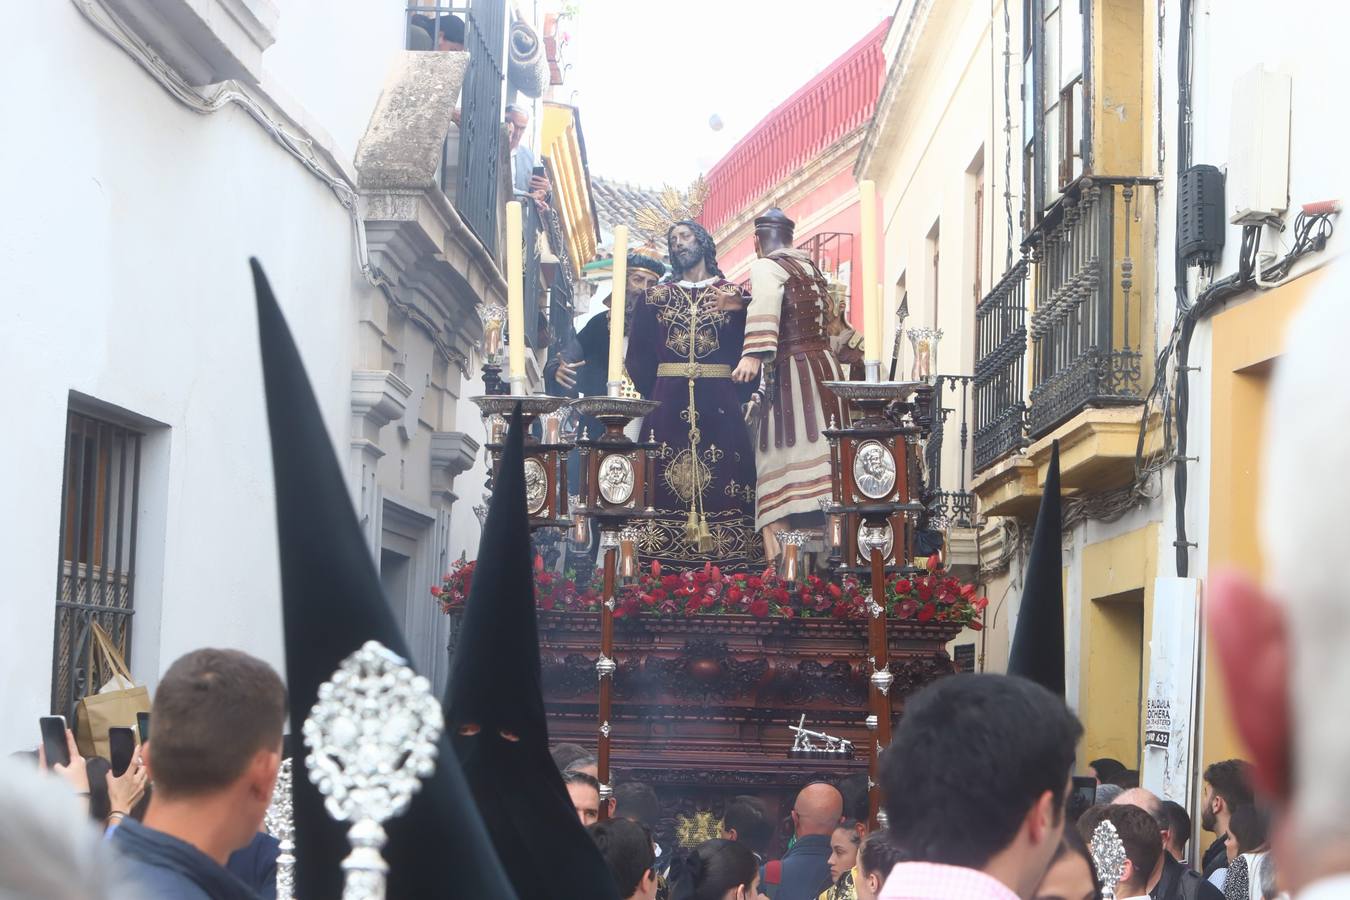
[445,408,621,900]
[251,259,516,899]
[1008,439,1065,696]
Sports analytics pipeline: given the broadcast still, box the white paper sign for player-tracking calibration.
[1142,577,1202,804]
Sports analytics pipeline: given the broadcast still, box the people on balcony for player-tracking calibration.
[507,104,552,213]
[407,13,464,51]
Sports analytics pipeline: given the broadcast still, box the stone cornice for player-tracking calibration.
[351,370,412,429]
[431,431,480,478]
[856,0,939,181]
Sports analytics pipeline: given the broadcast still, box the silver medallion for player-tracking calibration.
[523,457,549,516]
[597,453,635,505]
[853,440,896,499]
[303,640,443,900]
[856,521,895,564]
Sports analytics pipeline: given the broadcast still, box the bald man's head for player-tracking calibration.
[792,782,844,836]
[1113,787,1168,830]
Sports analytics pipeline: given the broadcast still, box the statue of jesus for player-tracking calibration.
[625,221,763,571]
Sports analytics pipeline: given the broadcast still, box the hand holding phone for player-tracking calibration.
[39,716,70,768]
[38,718,90,796]
[109,726,137,777]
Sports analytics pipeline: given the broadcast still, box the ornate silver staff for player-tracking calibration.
[1089,818,1127,900]
[263,758,295,900]
[303,640,444,900]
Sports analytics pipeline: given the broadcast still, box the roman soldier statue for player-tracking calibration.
[732,209,859,560]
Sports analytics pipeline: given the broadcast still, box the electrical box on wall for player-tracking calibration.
[1179,165,1226,266]
[1228,66,1292,223]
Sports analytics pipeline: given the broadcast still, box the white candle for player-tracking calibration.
[506,201,526,393]
[859,180,880,373]
[608,226,629,389]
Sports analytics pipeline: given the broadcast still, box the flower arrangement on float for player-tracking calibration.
[433,553,988,629]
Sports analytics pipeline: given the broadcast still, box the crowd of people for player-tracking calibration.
[0,663,1283,900]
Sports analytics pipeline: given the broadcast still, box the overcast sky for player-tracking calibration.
[562,0,895,188]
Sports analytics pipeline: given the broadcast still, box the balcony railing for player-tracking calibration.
[1026,179,1148,437]
[522,199,543,348]
[973,257,1029,473]
[407,2,505,258]
[921,375,977,529]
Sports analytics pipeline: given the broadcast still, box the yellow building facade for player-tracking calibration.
[857,0,1348,814]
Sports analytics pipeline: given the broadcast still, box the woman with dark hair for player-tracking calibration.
[819,819,863,899]
[1223,805,1272,900]
[1033,825,1100,900]
[665,838,763,900]
[854,831,904,900]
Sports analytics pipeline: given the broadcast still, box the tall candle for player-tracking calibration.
[608,225,629,388]
[859,180,880,372]
[506,201,526,394]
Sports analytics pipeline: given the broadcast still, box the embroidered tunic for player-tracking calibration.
[743,248,851,531]
[626,278,763,571]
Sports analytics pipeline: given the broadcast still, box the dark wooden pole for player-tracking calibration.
[867,544,891,830]
[597,537,617,820]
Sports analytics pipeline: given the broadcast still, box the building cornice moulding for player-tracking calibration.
[856,0,939,181]
[351,369,412,429]
[99,0,278,87]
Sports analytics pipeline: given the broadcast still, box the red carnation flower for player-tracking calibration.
[827,583,842,599]
[917,602,936,622]
[727,587,743,603]
[430,586,443,597]
[749,599,770,618]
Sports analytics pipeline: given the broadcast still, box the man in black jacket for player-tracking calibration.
[1197,760,1255,882]
[1112,788,1222,900]
[545,252,665,404]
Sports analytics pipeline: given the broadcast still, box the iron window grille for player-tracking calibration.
[51,411,143,721]
[973,257,1030,473]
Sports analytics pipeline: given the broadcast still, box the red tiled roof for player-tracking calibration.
[700,19,889,234]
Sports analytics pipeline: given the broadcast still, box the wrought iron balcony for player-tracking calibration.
[920,375,977,530]
[1026,178,1151,438]
[972,177,1156,476]
[973,258,1029,473]
[408,2,505,258]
